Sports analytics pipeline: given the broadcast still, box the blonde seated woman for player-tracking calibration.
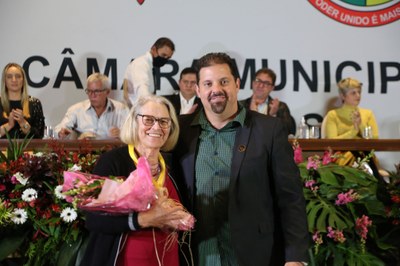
[324,77,378,140]
[323,77,380,171]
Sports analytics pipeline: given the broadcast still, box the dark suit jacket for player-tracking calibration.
[164,93,203,115]
[240,96,296,135]
[172,109,309,265]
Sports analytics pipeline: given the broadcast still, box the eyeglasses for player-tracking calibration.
[137,114,171,129]
[254,78,273,87]
[85,89,107,95]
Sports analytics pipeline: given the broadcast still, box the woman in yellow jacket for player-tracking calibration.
[325,77,378,139]
[324,77,379,167]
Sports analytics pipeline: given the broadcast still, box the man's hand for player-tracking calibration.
[268,98,280,116]
[58,128,72,139]
[108,127,120,138]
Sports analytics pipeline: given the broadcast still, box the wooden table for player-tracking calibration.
[289,139,400,152]
[1,139,400,152]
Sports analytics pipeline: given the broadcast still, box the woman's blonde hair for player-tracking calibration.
[120,95,179,151]
[337,77,362,96]
[1,63,30,118]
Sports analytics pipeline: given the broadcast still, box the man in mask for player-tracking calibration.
[123,37,175,107]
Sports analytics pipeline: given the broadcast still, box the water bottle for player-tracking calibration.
[297,116,309,139]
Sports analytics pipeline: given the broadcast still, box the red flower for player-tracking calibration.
[293,146,303,164]
[29,200,37,208]
[17,201,27,208]
[0,183,6,191]
[355,215,372,240]
[335,189,358,205]
[51,204,61,212]
[322,151,332,165]
[391,195,400,204]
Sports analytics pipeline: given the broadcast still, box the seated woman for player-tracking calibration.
[324,77,378,139]
[0,63,45,139]
[323,77,380,171]
[81,94,190,266]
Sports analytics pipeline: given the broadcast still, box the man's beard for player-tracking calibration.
[208,91,228,114]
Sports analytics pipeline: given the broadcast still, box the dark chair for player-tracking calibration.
[304,113,323,127]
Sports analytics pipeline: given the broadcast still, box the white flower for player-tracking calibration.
[11,208,28,224]
[34,152,44,157]
[14,172,29,186]
[68,164,81,171]
[60,207,78,223]
[54,185,66,200]
[21,188,38,202]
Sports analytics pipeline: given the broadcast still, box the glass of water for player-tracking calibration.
[362,126,372,139]
[309,126,320,139]
[43,125,54,139]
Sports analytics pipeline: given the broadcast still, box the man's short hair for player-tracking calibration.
[254,68,276,85]
[195,52,239,81]
[153,37,175,52]
[87,73,110,90]
[179,67,197,80]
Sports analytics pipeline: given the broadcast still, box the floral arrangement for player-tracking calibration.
[0,138,102,266]
[63,157,195,231]
[293,142,400,265]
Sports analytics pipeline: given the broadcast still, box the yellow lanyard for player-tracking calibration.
[128,144,166,188]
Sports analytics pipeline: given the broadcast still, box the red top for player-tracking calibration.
[116,175,180,266]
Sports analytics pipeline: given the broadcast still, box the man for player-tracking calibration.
[240,68,296,135]
[123,37,175,107]
[164,67,203,115]
[55,73,128,139]
[173,53,309,265]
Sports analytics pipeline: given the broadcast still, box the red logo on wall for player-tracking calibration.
[137,0,145,5]
[309,0,400,27]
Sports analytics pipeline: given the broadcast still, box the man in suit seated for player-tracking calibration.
[164,67,202,115]
[240,68,296,135]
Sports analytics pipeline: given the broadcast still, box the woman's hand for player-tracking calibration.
[138,189,188,230]
[11,108,26,127]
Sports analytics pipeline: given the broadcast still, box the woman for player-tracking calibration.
[0,63,45,139]
[324,77,378,139]
[81,94,189,266]
[324,77,380,170]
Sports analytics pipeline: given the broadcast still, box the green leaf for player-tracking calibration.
[4,130,33,161]
[318,167,340,186]
[56,236,83,266]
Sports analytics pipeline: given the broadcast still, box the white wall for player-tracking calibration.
[1,0,399,169]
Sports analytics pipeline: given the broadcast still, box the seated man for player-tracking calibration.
[240,68,296,135]
[55,73,128,140]
[164,67,202,115]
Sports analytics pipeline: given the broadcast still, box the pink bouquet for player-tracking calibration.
[62,157,195,231]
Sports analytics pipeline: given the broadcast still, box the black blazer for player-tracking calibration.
[164,93,203,115]
[173,109,309,265]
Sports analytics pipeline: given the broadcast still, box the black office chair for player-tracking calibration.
[304,113,323,127]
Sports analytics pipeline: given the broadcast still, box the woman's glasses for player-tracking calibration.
[137,114,171,129]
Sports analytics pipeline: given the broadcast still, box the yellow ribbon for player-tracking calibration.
[128,144,166,189]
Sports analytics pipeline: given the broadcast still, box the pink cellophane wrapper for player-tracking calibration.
[63,157,157,213]
[63,157,195,230]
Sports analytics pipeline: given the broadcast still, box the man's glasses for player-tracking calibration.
[85,89,107,95]
[137,114,171,129]
[254,78,273,87]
